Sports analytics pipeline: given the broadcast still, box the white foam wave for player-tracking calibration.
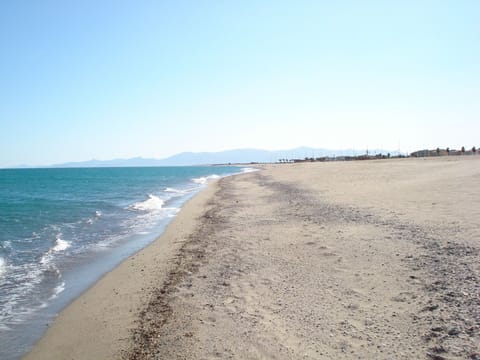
[192,174,220,185]
[0,261,51,328]
[86,210,102,224]
[2,240,12,250]
[52,237,71,252]
[40,253,51,266]
[130,194,165,211]
[0,257,6,277]
[49,281,66,300]
[164,187,187,194]
[241,167,259,173]
[40,236,71,266]
[192,177,207,184]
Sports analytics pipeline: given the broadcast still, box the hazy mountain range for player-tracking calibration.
[37,147,400,168]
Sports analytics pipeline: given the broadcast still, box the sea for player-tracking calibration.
[0,166,247,360]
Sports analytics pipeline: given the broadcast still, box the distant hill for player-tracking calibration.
[39,147,400,168]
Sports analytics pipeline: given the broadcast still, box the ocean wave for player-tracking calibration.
[130,194,165,211]
[0,257,6,277]
[86,210,102,224]
[241,167,259,173]
[52,237,71,252]
[164,187,187,194]
[49,281,66,300]
[0,261,50,329]
[1,240,12,250]
[39,252,52,266]
[39,236,71,266]
[191,174,220,185]
[192,177,207,184]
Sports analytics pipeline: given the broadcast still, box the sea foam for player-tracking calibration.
[52,237,71,252]
[192,174,220,185]
[40,236,71,266]
[130,194,165,211]
[241,167,259,173]
[164,187,187,194]
[0,257,6,277]
[49,281,66,300]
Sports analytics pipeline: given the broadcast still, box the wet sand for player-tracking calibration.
[25,156,480,359]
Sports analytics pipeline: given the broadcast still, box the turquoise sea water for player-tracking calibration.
[0,166,243,360]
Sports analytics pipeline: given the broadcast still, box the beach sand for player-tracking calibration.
[25,156,480,359]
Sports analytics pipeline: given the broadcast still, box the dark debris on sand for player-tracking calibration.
[123,173,480,359]
[265,175,480,359]
[123,208,220,360]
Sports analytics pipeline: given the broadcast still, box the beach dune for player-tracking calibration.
[25,157,480,359]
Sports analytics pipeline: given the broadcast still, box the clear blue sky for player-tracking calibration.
[0,1,478,167]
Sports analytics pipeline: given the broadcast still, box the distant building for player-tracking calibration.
[410,148,477,157]
[410,149,438,157]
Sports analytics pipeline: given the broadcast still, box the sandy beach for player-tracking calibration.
[25,156,480,359]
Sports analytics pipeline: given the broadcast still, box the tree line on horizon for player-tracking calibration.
[277,146,478,163]
[411,146,478,157]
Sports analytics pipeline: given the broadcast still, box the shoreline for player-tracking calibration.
[0,165,242,360]
[23,178,223,360]
[25,157,480,359]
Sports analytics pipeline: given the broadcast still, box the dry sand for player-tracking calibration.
[25,156,480,359]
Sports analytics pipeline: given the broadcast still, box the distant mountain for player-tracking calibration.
[55,157,167,168]
[46,147,400,168]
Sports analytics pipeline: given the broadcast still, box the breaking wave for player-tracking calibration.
[0,257,6,277]
[164,187,187,194]
[40,235,71,266]
[49,281,66,300]
[52,237,71,252]
[191,174,220,185]
[130,194,165,211]
[241,167,259,173]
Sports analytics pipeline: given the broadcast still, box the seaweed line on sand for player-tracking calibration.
[124,172,480,359]
[123,184,227,360]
